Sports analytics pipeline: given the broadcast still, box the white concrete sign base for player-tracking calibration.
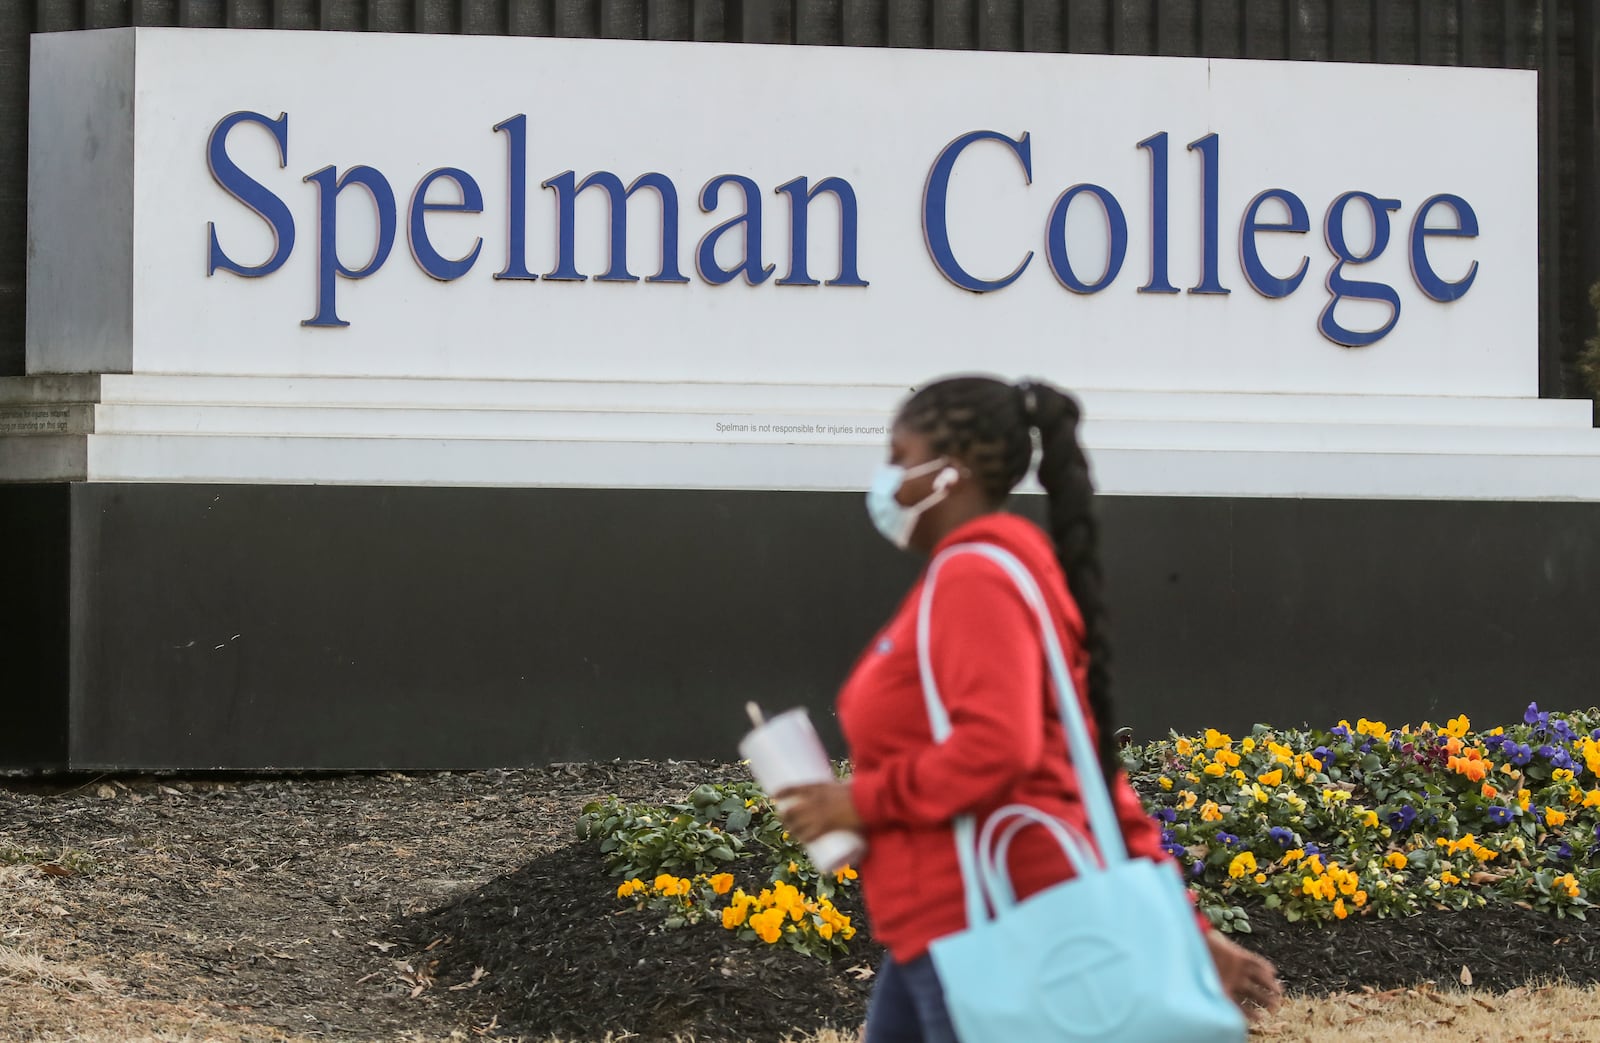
[3,374,1597,501]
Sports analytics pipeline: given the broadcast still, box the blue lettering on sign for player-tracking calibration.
[203,113,1482,347]
[204,110,867,326]
[920,130,1034,293]
[1319,191,1403,348]
[302,164,397,328]
[1135,131,1177,295]
[206,111,295,277]
[408,167,483,282]
[912,129,1481,349]
[1239,189,1310,299]
[1045,184,1127,294]
[542,170,688,284]
[1409,194,1480,303]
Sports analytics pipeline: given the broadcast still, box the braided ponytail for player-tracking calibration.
[1019,381,1120,784]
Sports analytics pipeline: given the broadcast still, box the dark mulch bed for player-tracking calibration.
[400,843,884,1042]
[1244,901,1600,992]
[401,830,1600,1041]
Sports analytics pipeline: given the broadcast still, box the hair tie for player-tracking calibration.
[1015,381,1039,426]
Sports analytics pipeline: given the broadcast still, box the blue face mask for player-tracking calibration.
[866,458,954,550]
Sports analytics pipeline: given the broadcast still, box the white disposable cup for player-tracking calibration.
[738,707,866,874]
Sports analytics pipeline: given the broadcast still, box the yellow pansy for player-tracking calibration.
[1578,737,1600,776]
[1200,801,1223,823]
[1242,737,1257,754]
[708,873,735,895]
[721,904,749,929]
[1443,714,1470,738]
[1204,729,1232,750]
[1204,763,1228,777]
[1554,768,1576,784]
[1158,776,1174,791]
[749,907,786,944]
[1546,807,1568,828]
[1356,718,1392,743]
[1257,769,1283,787]
[1175,737,1195,757]
[1385,852,1408,870]
[1180,790,1198,810]
[834,865,859,883]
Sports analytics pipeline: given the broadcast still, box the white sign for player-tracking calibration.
[28,29,1536,398]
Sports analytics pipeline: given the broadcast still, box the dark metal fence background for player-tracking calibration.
[1,1,1595,400]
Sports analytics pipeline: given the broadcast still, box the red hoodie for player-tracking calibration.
[838,512,1196,962]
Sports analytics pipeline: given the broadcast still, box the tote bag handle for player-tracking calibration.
[916,541,1130,924]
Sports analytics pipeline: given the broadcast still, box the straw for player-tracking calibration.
[745,701,766,729]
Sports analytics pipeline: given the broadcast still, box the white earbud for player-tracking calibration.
[933,467,959,491]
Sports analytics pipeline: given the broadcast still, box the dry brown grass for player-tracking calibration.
[6,974,1600,1043]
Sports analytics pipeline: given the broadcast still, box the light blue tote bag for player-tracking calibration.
[918,542,1246,1043]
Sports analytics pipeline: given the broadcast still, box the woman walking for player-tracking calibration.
[778,375,1282,1043]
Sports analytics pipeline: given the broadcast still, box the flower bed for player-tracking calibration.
[390,735,1600,1041]
[1134,704,1600,933]
[580,705,1600,959]
[579,780,862,960]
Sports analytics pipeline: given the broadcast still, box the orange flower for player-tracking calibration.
[1448,750,1488,783]
[1481,783,1498,800]
[708,873,735,895]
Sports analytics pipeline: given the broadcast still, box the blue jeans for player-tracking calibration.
[863,953,960,1043]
